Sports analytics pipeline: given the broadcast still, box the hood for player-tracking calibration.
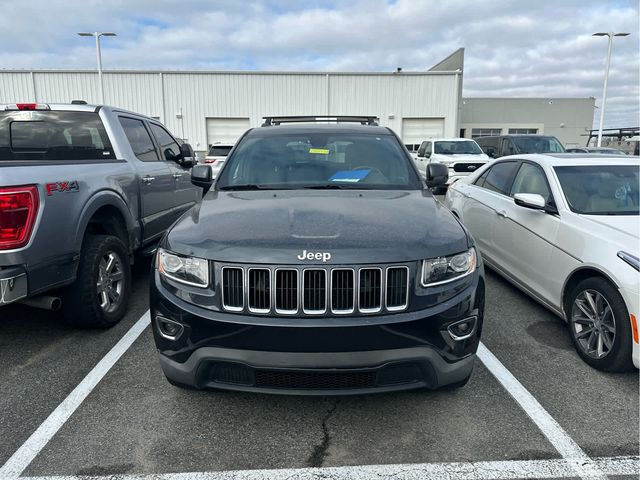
[165,190,469,264]
[581,215,640,243]
[432,153,489,162]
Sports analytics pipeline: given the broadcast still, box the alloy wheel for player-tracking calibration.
[96,251,125,313]
[571,289,616,359]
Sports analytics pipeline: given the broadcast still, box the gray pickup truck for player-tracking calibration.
[0,102,200,327]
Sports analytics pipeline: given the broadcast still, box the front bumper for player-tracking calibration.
[0,266,28,306]
[150,270,484,394]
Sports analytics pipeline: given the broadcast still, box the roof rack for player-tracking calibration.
[261,115,379,126]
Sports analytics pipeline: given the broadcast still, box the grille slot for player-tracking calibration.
[221,267,244,311]
[386,266,409,311]
[453,162,484,173]
[331,269,355,314]
[254,370,376,390]
[275,269,298,314]
[359,268,382,313]
[303,269,327,314]
[248,268,270,313]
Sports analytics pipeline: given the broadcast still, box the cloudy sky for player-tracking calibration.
[1,0,638,127]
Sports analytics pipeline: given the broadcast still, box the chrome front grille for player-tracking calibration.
[220,264,410,316]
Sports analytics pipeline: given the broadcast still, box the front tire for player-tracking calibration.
[62,234,131,329]
[567,277,634,372]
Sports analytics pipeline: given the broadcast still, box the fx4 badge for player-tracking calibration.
[46,180,79,196]
[297,250,332,262]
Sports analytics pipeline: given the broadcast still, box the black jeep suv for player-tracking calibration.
[150,116,485,395]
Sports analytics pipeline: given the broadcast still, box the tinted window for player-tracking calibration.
[119,117,159,162]
[0,111,115,161]
[479,161,518,194]
[511,163,551,204]
[554,165,638,215]
[149,123,180,161]
[502,138,517,156]
[216,132,422,190]
[434,140,482,155]
[208,145,233,156]
[511,136,564,153]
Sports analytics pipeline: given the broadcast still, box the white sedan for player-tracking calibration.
[445,154,639,371]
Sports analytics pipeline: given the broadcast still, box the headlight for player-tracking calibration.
[157,248,209,287]
[421,248,476,287]
[618,251,640,272]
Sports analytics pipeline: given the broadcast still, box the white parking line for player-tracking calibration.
[15,456,640,480]
[0,311,627,480]
[476,342,607,480]
[0,311,151,479]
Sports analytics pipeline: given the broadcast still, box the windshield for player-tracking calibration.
[512,136,564,154]
[216,132,422,190]
[434,140,483,155]
[208,145,233,156]
[554,165,639,215]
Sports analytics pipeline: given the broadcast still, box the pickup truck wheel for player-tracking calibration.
[63,235,131,329]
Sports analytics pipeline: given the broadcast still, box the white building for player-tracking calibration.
[0,49,595,154]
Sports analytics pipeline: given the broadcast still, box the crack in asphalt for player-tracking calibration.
[306,398,340,468]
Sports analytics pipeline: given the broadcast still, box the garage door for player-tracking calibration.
[206,118,250,147]
[402,118,445,145]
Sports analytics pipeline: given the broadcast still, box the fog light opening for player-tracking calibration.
[156,316,184,340]
[447,316,477,341]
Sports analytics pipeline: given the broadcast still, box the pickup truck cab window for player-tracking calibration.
[0,111,114,161]
[118,117,159,162]
[149,123,181,161]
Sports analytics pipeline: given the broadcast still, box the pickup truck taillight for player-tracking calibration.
[0,185,39,250]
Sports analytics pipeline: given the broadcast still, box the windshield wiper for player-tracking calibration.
[303,184,370,189]
[219,184,282,191]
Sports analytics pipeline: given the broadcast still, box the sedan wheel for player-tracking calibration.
[567,277,634,372]
[571,289,615,360]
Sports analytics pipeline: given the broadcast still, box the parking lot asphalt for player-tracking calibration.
[1,257,638,478]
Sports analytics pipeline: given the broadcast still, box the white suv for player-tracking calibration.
[414,138,489,191]
[202,143,234,178]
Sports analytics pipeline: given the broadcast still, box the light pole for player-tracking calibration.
[592,32,629,147]
[77,32,117,104]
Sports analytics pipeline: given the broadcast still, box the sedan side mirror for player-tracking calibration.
[179,143,196,168]
[191,165,213,193]
[514,193,545,210]
[425,162,448,188]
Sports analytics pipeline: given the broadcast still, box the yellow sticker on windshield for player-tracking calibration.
[309,148,329,154]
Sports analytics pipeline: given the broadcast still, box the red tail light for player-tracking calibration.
[4,103,50,111]
[204,159,216,164]
[0,185,39,250]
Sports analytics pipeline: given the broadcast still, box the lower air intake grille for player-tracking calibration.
[386,266,409,310]
[222,267,243,310]
[359,268,382,312]
[254,370,376,390]
[303,269,326,313]
[248,268,270,313]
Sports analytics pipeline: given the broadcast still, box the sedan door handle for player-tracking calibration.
[172,173,183,179]
[496,209,508,218]
[142,176,155,184]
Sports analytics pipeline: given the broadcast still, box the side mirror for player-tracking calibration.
[425,162,448,188]
[191,165,213,193]
[178,143,196,168]
[425,151,431,159]
[514,193,545,210]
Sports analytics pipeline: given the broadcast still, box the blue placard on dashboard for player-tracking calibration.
[329,169,371,182]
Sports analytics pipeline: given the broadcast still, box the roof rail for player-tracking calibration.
[261,115,379,126]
